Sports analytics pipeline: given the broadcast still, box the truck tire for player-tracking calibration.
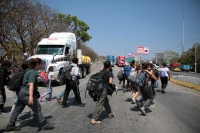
[79,68,83,79]
[87,66,91,74]
[82,67,86,78]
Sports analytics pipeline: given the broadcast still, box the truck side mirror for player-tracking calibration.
[69,48,73,55]
[52,53,57,63]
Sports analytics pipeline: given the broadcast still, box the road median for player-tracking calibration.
[170,76,200,91]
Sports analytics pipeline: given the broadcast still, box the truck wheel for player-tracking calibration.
[79,68,83,79]
[82,67,86,78]
[87,66,91,74]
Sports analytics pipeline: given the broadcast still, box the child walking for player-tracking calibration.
[40,66,57,102]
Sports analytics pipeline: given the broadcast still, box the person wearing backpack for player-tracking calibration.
[123,62,132,93]
[0,60,12,114]
[57,60,73,103]
[6,58,54,132]
[91,61,114,125]
[60,58,85,108]
[158,63,170,93]
[40,66,57,102]
[129,61,139,104]
[10,62,36,120]
[136,62,157,116]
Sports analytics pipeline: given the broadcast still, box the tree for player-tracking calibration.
[179,43,200,72]
[162,50,179,63]
[57,13,92,44]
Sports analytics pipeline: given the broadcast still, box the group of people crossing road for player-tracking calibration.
[0,57,170,132]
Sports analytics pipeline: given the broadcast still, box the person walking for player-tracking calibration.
[136,62,157,116]
[158,63,170,93]
[91,61,114,125]
[60,58,85,108]
[0,60,12,114]
[123,62,132,93]
[40,66,57,102]
[6,58,54,132]
[10,62,35,119]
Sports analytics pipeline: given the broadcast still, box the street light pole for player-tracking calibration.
[195,41,196,73]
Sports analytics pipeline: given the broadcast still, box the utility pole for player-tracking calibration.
[190,39,197,73]
[195,41,197,73]
[182,0,185,54]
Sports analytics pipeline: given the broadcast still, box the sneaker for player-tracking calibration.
[91,119,101,125]
[139,107,146,116]
[123,88,126,93]
[108,112,114,119]
[78,103,85,107]
[60,103,69,108]
[6,123,21,132]
[131,98,136,104]
[57,97,61,103]
[150,101,155,107]
[40,96,42,102]
[41,122,55,130]
[49,98,54,101]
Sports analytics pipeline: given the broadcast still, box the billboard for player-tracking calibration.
[137,46,149,54]
[128,52,137,58]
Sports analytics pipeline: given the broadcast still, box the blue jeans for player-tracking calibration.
[58,89,65,98]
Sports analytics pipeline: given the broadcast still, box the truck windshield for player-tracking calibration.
[36,45,64,55]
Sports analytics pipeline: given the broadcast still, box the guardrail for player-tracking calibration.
[171,75,200,91]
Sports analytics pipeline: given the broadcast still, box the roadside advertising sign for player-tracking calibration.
[128,52,137,57]
[137,46,149,54]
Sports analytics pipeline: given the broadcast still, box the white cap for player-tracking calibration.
[149,61,153,63]
[24,53,28,56]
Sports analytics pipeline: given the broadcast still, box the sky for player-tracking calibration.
[40,0,200,60]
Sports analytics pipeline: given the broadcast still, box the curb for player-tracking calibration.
[170,78,200,91]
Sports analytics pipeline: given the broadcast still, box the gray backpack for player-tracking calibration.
[62,65,73,83]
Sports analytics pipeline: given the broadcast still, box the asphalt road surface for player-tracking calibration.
[0,64,200,133]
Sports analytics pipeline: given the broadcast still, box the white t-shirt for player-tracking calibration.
[48,72,53,83]
[158,67,169,77]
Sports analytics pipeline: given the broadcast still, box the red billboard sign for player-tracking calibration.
[137,46,149,54]
[128,52,136,57]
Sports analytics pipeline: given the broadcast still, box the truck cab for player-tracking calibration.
[107,55,115,67]
[29,32,90,85]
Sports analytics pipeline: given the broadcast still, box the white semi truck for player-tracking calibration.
[29,32,91,85]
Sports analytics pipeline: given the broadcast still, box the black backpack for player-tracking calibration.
[62,65,73,83]
[85,70,107,101]
[7,69,29,91]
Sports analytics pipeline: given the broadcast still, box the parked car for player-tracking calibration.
[173,67,181,72]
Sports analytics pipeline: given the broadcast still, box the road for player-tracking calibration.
[0,64,200,133]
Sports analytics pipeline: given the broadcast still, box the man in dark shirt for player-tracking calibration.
[91,61,114,125]
[0,60,12,114]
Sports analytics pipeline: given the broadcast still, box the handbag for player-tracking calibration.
[107,84,117,96]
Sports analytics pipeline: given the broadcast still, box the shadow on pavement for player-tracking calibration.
[20,116,53,132]
[125,98,132,102]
